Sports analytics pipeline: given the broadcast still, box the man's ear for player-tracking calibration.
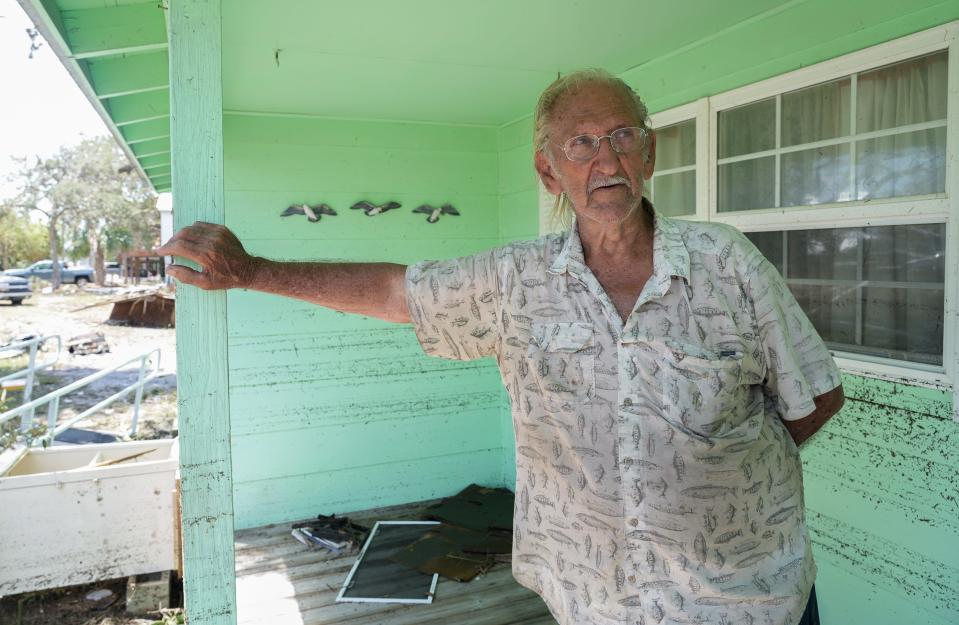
[535,150,564,196]
[643,129,657,180]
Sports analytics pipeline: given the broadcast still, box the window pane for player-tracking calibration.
[788,228,859,280]
[791,284,858,345]
[861,288,943,366]
[651,171,695,217]
[862,223,946,283]
[718,98,775,158]
[744,231,783,275]
[856,127,946,200]
[743,224,945,366]
[656,120,696,170]
[718,156,774,212]
[781,144,851,206]
[857,51,948,133]
[781,78,851,146]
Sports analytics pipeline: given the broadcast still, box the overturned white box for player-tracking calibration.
[0,439,178,596]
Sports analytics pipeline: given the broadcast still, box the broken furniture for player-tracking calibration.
[71,287,176,328]
[107,291,175,328]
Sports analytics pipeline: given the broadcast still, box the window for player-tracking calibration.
[717,51,948,213]
[650,22,957,384]
[649,119,696,217]
[746,224,945,366]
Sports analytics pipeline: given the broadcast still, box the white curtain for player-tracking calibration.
[651,120,696,216]
[717,50,948,212]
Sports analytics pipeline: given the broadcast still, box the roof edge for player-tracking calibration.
[16,0,161,193]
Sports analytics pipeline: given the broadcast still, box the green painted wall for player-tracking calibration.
[803,375,958,624]
[222,113,512,529]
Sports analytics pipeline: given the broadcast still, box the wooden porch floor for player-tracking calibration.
[234,499,559,625]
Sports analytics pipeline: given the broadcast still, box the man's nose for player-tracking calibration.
[592,136,620,171]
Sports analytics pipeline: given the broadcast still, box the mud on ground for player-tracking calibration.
[0,287,177,442]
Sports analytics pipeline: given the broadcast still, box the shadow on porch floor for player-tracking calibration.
[234,499,559,625]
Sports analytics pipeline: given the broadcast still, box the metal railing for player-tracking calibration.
[0,349,161,445]
[0,335,62,429]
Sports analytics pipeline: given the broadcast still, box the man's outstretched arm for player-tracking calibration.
[156,221,411,323]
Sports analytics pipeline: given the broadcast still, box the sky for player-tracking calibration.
[0,0,110,200]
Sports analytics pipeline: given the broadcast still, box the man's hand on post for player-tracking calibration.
[157,222,260,291]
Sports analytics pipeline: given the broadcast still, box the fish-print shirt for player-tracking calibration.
[405,200,842,625]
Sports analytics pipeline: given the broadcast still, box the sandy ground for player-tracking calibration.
[0,287,177,442]
[0,286,180,625]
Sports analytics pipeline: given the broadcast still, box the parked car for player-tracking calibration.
[0,274,32,304]
[4,260,94,285]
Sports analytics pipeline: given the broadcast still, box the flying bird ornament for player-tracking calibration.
[281,203,337,222]
[351,200,402,216]
[413,203,460,224]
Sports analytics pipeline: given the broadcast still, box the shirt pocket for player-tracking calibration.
[661,340,759,441]
[526,322,595,410]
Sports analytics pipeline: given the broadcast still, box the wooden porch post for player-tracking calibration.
[169,1,237,624]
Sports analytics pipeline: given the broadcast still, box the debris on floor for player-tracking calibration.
[67,332,110,355]
[389,523,510,582]
[385,484,516,581]
[423,483,514,531]
[84,588,113,602]
[336,521,440,604]
[291,513,369,555]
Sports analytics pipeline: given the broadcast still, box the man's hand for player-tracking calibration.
[156,221,260,291]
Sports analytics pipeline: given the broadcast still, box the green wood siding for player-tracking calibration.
[804,375,958,624]
[222,113,513,529]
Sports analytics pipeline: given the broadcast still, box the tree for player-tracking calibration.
[9,137,158,287]
[0,203,48,271]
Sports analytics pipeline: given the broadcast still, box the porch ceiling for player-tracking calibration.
[18,0,171,192]
[220,0,792,125]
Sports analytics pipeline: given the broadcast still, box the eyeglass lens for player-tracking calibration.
[564,127,646,161]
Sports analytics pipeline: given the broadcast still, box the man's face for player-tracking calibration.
[535,82,656,226]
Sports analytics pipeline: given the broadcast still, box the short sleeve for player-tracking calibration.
[741,239,842,421]
[405,249,502,361]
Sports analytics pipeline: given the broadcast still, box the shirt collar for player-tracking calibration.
[547,198,690,288]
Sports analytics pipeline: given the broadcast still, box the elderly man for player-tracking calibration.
[158,69,844,625]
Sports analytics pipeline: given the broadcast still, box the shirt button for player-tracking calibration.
[623,457,633,466]
[623,398,633,406]
[628,575,636,584]
[629,518,638,527]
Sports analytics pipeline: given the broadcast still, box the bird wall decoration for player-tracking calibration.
[351,200,402,216]
[413,203,460,224]
[281,203,337,222]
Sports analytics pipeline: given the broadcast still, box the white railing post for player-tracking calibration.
[129,354,150,438]
[18,340,39,433]
[45,395,60,438]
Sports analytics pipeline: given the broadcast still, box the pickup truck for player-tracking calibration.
[4,260,95,285]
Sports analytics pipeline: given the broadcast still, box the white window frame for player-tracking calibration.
[649,21,959,395]
[648,99,709,221]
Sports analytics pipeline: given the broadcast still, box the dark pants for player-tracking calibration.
[797,586,820,625]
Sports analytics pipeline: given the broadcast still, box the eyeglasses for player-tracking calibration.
[558,126,649,162]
